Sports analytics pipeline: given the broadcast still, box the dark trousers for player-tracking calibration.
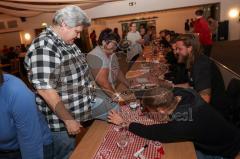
[0,150,21,159]
[202,45,212,57]
[0,143,53,159]
[227,78,240,126]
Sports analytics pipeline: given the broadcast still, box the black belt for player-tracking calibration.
[0,149,21,158]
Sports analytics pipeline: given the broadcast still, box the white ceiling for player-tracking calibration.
[0,0,123,17]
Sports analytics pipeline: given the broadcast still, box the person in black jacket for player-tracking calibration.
[175,34,229,119]
[108,87,240,159]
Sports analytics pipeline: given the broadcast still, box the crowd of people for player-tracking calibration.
[0,44,27,73]
[0,5,240,159]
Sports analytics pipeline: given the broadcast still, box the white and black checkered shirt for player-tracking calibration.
[25,27,92,131]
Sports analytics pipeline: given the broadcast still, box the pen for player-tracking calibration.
[134,144,148,158]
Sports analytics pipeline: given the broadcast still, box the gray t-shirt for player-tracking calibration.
[87,46,119,88]
[126,31,142,61]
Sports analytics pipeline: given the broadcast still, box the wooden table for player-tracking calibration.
[70,120,197,159]
[0,63,11,69]
[71,47,196,159]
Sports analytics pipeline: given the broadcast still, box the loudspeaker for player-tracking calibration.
[218,20,229,41]
[20,17,26,22]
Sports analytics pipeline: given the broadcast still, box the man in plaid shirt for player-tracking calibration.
[25,5,93,159]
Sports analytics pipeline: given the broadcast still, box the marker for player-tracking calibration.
[134,144,148,158]
[138,154,146,159]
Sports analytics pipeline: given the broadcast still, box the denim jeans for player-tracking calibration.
[91,97,119,120]
[44,143,54,159]
[51,131,75,159]
[196,150,230,159]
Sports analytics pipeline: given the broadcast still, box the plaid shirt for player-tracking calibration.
[25,27,92,131]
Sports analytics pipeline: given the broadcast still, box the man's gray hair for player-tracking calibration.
[53,5,91,27]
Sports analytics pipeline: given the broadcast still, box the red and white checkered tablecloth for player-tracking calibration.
[93,106,165,159]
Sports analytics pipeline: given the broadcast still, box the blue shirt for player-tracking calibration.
[0,74,52,159]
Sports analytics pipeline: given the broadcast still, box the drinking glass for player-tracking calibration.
[116,134,128,159]
[90,84,96,103]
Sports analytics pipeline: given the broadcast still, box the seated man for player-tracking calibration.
[108,87,240,159]
[174,34,229,118]
[87,28,130,118]
[164,34,189,85]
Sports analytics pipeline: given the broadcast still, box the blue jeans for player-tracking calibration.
[91,97,119,120]
[196,150,230,159]
[51,131,75,159]
[44,143,54,159]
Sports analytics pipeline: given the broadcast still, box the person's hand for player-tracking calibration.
[174,83,191,88]
[108,110,124,125]
[64,120,83,135]
[111,93,124,103]
[137,39,145,45]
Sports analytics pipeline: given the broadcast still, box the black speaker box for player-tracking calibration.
[218,20,229,41]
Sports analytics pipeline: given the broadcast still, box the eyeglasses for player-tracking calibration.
[105,40,119,51]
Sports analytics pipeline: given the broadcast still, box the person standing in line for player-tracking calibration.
[126,22,144,69]
[90,30,97,48]
[194,9,213,57]
[184,19,190,33]
[207,16,219,41]
[0,67,53,159]
[25,5,97,159]
[113,28,121,43]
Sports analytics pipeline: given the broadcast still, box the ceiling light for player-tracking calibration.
[24,33,31,41]
[41,22,47,27]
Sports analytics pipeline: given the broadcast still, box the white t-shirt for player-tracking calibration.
[126,31,142,61]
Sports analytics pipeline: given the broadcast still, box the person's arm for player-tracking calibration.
[136,39,145,45]
[174,83,191,89]
[235,153,240,159]
[12,83,44,159]
[37,89,82,135]
[128,122,191,142]
[136,32,144,45]
[93,68,118,99]
[198,88,211,103]
[26,47,81,135]
[117,70,130,88]
[108,110,194,142]
[192,57,212,103]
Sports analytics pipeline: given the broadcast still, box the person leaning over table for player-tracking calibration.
[174,34,230,120]
[108,87,240,159]
[24,5,108,159]
[87,28,130,119]
[0,68,53,159]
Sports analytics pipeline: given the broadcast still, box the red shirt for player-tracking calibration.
[194,17,213,45]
